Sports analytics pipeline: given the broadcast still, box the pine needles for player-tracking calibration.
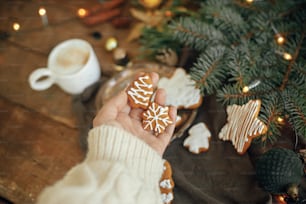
[139,0,306,143]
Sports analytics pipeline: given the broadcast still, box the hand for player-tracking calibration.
[93,72,177,156]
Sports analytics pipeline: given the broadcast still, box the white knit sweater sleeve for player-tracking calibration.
[36,125,164,204]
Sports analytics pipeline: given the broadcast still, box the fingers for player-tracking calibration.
[154,88,166,105]
[154,88,176,139]
[133,72,159,88]
[150,72,159,87]
[159,106,177,143]
[167,106,177,136]
[152,87,176,150]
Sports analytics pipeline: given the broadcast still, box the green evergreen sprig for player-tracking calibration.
[139,0,306,142]
[173,0,306,142]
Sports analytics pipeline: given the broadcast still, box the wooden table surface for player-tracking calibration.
[0,0,138,203]
[2,1,302,203]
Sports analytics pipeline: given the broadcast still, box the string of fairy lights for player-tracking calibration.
[241,27,291,93]
[10,7,89,33]
[241,24,291,125]
[239,0,295,130]
[237,3,301,201]
[2,6,92,56]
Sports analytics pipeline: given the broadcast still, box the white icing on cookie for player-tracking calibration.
[183,122,211,154]
[158,68,202,109]
[127,75,153,107]
[161,192,174,204]
[160,179,173,189]
[143,102,173,134]
[218,100,267,154]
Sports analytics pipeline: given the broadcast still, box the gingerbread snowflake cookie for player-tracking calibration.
[183,122,211,154]
[159,160,175,204]
[142,102,173,135]
[126,73,154,109]
[218,100,268,154]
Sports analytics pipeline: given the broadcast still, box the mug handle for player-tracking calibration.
[28,68,55,91]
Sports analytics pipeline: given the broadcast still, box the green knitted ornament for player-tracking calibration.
[255,148,304,194]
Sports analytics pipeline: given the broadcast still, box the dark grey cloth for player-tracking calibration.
[164,96,270,204]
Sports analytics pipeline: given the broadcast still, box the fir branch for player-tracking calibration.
[170,17,224,51]
[207,8,248,44]
[278,1,306,18]
[190,45,226,95]
[259,93,284,143]
[280,32,305,91]
[139,27,182,59]
[287,64,306,93]
[216,85,255,105]
[203,2,246,30]
[232,0,259,11]
[283,90,306,138]
[225,42,255,86]
[138,0,306,145]
[197,61,218,87]
[217,80,284,107]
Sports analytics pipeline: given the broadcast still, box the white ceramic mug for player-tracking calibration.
[29,39,101,94]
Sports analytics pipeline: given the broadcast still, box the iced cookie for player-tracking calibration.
[142,102,173,135]
[159,160,175,204]
[126,73,154,109]
[158,68,202,109]
[218,100,268,154]
[183,122,211,154]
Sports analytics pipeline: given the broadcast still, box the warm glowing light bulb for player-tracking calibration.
[275,195,286,204]
[246,0,254,3]
[242,86,249,93]
[105,37,118,51]
[13,22,20,31]
[77,8,88,18]
[277,117,284,124]
[164,10,173,17]
[276,35,285,45]
[139,0,162,9]
[38,7,46,16]
[283,52,292,61]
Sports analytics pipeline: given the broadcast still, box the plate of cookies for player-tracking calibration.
[95,62,202,141]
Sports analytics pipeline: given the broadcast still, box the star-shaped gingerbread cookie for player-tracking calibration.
[218,100,267,154]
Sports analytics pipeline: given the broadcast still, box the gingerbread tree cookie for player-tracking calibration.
[142,102,173,135]
[183,122,211,154]
[159,160,175,204]
[157,68,202,109]
[219,100,268,154]
[126,73,154,109]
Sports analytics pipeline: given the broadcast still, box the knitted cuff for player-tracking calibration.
[86,125,164,184]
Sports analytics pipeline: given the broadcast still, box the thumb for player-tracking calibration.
[157,106,177,148]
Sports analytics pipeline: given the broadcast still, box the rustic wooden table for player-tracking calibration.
[0,0,138,203]
[2,1,303,203]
